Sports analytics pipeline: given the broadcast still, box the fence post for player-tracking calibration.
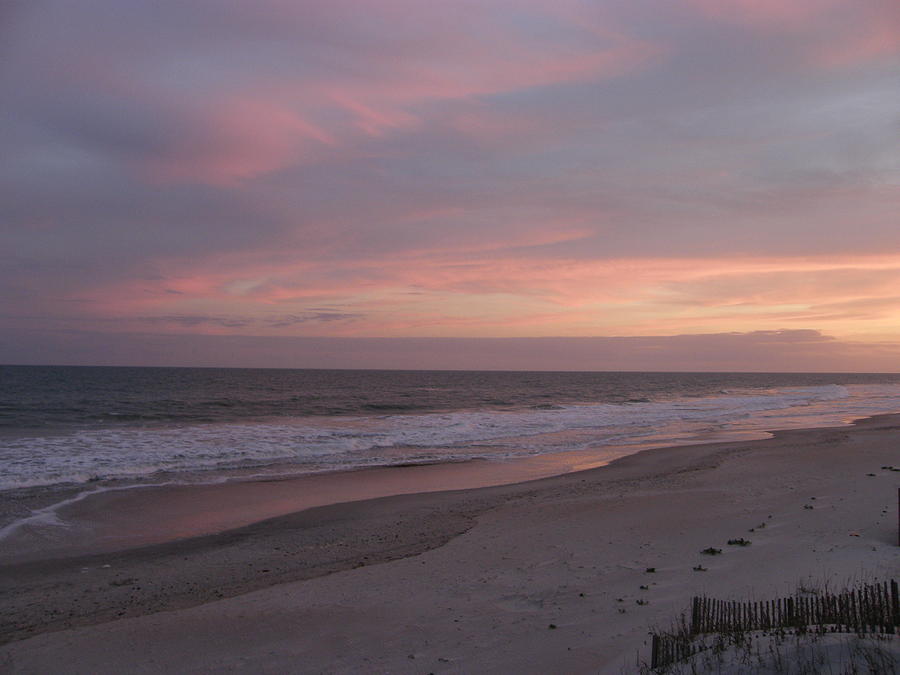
[865,585,872,633]
[888,579,900,633]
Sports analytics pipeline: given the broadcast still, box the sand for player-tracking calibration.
[1,415,898,673]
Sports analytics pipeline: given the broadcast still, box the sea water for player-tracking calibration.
[3,366,900,495]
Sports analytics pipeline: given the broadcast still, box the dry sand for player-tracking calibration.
[1,415,898,673]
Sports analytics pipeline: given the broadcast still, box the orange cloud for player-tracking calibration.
[72,248,900,341]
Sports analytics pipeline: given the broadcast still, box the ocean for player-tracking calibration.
[3,366,900,496]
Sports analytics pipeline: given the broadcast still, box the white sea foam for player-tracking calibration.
[0,481,172,542]
[1,383,899,491]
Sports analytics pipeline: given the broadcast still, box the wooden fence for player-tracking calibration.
[649,633,703,670]
[650,579,898,670]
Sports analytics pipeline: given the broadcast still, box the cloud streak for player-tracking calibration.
[4,328,899,372]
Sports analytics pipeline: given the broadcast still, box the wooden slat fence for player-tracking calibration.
[650,579,898,670]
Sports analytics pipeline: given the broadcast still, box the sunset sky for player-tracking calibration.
[2,0,899,370]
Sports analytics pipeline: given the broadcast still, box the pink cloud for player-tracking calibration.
[324,92,417,137]
[123,2,661,185]
[143,98,334,185]
[811,20,900,68]
[686,0,845,28]
[686,0,900,68]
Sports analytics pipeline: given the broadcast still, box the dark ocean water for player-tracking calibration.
[2,366,900,491]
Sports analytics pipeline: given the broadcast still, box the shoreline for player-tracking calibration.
[1,414,898,672]
[3,410,872,565]
[0,427,778,564]
[3,377,894,532]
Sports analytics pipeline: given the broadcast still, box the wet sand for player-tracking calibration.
[0,443,650,563]
[1,415,898,673]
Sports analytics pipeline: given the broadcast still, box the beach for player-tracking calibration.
[1,414,899,673]
[7,0,900,670]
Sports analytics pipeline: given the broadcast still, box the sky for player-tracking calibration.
[2,0,899,371]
